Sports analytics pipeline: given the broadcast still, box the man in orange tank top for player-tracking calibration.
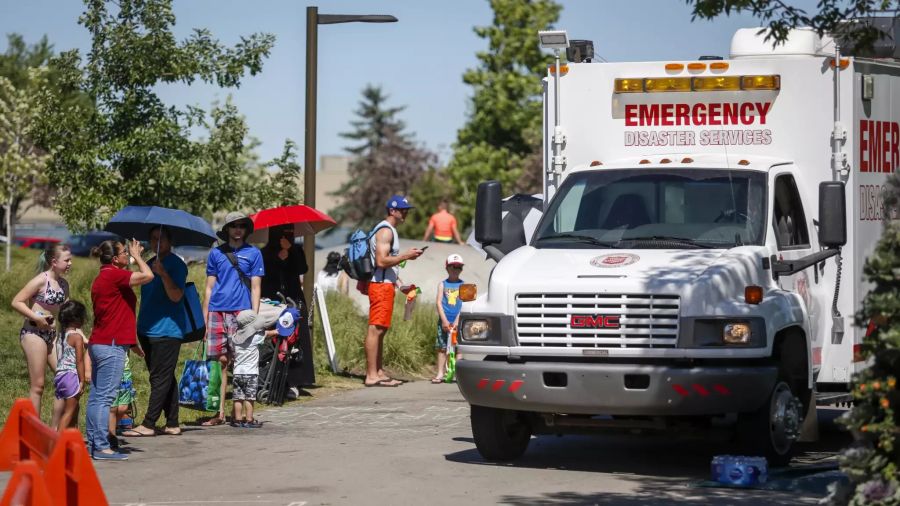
[423,200,464,245]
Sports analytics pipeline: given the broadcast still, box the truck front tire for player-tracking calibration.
[738,379,803,467]
[471,405,532,461]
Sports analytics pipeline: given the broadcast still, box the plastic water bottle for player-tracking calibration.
[711,455,768,486]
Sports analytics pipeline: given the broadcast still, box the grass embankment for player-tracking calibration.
[0,247,438,425]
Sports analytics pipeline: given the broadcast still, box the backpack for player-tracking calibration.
[342,223,391,282]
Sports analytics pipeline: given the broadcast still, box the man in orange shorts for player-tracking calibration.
[365,195,424,387]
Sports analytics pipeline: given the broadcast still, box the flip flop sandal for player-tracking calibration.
[431,378,444,384]
[120,429,155,438]
[364,379,400,387]
[201,416,225,426]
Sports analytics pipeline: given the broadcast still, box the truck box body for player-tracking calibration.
[457,28,895,461]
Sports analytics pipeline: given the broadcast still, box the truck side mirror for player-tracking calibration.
[475,181,503,245]
[818,181,847,249]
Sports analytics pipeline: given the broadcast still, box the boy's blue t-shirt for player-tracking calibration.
[206,244,265,311]
[137,253,189,338]
[441,278,464,324]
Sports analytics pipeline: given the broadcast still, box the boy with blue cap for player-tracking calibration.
[365,195,424,387]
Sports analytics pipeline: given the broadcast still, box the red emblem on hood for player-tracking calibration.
[590,253,640,268]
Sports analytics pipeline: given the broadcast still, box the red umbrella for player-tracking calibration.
[249,205,337,239]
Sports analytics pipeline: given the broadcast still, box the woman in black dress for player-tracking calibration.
[260,225,315,388]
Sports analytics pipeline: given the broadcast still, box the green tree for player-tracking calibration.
[36,0,275,231]
[331,84,436,231]
[447,0,561,227]
[0,34,88,233]
[689,0,900,52]
[0,72,50,270]
[0,35,53,90]
[241,139,304,211]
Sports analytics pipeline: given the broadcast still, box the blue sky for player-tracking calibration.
[2,0,819,166]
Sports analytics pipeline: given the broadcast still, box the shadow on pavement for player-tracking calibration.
[445,433,723,477]
[495,480,818,506]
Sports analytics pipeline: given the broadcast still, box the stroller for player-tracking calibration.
[257,292,303,406]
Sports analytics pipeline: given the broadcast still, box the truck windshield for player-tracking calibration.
[533,169,766,249]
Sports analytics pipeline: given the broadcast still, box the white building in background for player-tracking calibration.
[19,200,60,225]
[315,155,351,216]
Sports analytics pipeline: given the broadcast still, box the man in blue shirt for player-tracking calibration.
[130,225,189,437]
[202,211,264,425]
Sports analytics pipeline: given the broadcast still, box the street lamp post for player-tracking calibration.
[303,6,397,308]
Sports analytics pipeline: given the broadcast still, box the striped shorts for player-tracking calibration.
[207,310,239,359]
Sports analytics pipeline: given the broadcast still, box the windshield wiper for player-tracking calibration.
[620,235,707,249]
[535,233,621,248]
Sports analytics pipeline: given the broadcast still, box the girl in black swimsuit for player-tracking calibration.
[11,243,72,428]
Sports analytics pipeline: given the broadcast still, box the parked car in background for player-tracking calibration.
[66,231,121,257]
[173,245,211,266]
[293,226,351,250]
[14,236,62,250]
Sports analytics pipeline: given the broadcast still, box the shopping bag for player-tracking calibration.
[178,345,211,410]
[179,282,206,342]
[205,359,222,412]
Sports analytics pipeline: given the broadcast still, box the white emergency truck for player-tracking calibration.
[457,26,896,465]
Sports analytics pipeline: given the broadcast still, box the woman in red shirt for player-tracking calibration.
[85,239,153,461]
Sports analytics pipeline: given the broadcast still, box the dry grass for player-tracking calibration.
[311,289,439,381]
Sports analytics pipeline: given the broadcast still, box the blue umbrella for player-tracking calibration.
[104,206,216,247]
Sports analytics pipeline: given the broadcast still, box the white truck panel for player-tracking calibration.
[852,61,900,375]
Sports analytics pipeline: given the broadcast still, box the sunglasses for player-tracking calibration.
[448,265,463,270]
[228,222,249,229]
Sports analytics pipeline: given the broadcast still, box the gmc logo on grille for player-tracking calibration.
[570,315,621,329]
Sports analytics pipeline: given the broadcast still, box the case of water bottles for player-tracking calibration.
[710,455,768,486]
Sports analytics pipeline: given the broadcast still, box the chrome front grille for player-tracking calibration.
[515,293,680,348]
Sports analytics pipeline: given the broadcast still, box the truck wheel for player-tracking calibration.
[471,405,531,461]
[739,380,803,467]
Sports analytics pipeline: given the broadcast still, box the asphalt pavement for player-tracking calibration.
[74,380,846,506]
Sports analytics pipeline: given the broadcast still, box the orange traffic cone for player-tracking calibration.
[44,430,108,506]
[0,460,52,506]
[0,399,38,471]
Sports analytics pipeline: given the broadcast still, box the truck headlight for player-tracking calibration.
[681,317,764,348]
[462,319,491,341]
[723,323,752,344]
